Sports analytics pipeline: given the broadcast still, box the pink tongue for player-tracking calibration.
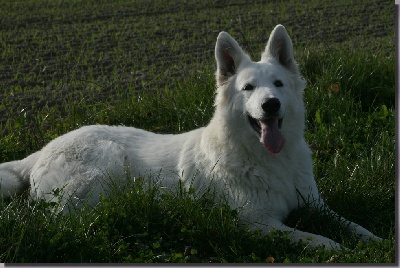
[260,118,285,154]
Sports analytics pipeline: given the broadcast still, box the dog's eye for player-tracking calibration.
[274,80,283,87]
[242,84,254,91]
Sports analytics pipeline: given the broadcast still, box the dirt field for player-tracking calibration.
[0,0,395,126]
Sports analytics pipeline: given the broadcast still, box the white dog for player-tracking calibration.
[0,25,381,249]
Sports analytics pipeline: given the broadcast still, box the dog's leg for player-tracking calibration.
[305,195,383,242]
[296,189,382,243]
[251,218,342,250]
[323,208,382,242]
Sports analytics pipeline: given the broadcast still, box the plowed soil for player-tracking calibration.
[0,0,395,126]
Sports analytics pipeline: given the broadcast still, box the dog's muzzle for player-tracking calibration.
[248,98,285,154]
[248,116,283,135]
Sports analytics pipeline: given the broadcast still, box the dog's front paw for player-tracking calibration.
[359,233,383,242]
[302,236,344,251]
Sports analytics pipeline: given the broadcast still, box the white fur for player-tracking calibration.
[0,25,381,249]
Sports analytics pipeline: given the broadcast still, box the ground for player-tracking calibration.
[0,0,394,129]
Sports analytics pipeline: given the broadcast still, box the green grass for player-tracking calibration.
[0,0,395,264]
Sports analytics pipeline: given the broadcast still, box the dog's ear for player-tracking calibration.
[215,32,250,86]
[262,25,298,73]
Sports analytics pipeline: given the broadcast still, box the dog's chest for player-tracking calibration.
[224,163,299,218]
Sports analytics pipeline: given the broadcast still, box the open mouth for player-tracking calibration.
[248,115,283,134]
[248,114,285,154]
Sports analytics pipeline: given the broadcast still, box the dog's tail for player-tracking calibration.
[0,151,40,198]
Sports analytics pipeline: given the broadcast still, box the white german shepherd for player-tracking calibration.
[0,25,381,249]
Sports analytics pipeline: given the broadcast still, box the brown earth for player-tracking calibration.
[0,0,395,127]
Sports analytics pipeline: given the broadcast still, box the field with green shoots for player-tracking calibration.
[0,0,396,263]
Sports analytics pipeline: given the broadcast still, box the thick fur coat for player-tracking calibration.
[0,25,381,249]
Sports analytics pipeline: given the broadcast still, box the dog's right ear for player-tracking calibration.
[261,25,298,74]
[215,32,250,86]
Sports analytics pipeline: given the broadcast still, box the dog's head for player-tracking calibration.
[214,25,306,154]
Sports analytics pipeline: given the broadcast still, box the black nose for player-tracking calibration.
[261,98,281,114]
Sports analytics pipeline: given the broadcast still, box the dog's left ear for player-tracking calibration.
[261,25,298,73]
[215,32,250,86]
